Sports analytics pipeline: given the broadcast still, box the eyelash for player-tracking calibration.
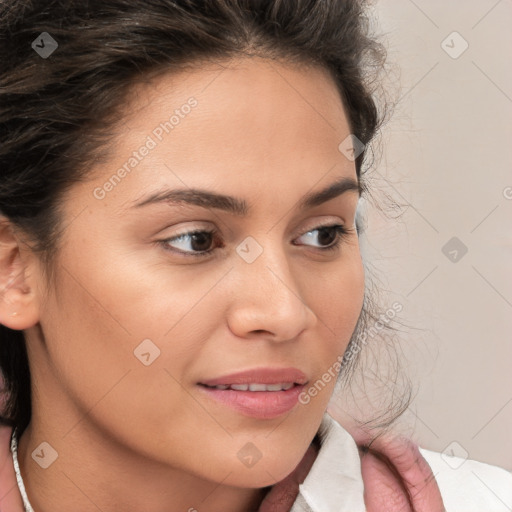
[159,223,352,259]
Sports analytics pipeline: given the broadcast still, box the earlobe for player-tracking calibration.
[0,218,40,330]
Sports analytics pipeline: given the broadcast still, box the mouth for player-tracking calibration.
[196,367,309,419]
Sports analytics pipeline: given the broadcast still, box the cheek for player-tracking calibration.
[39,242,208,426]
[294,254,365,406]
[309,252,365,345]
[40,266,215,455]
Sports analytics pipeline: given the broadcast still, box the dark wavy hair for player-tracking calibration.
[0,0,410,443]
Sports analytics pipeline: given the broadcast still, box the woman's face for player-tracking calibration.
[26,57,365,488]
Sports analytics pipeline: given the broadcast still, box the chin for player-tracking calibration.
[216,451,303,489]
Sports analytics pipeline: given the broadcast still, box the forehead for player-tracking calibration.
[81,56,356,212]
[116,55,351,153]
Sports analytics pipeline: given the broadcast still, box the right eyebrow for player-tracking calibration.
[132,188,249,215]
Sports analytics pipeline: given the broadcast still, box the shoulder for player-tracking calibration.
[419,447,512,511]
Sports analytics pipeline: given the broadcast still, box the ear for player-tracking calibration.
[0,217,41,330]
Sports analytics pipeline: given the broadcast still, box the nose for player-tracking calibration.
[226,243,317,342]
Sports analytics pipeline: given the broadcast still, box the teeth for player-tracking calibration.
[265,383,285,391]
[230,384,249,391]
[210,383,295,391]
[249,383,267,391]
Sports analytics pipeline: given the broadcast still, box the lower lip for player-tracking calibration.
[197,384,305,419]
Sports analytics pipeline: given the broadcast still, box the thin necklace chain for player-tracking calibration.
[10,428,35,512]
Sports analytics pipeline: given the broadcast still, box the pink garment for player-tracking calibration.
[0,423,445,512]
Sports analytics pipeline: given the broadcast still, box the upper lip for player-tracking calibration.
[199,367,308,387]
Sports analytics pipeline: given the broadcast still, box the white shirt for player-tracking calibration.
[291,413,512,512]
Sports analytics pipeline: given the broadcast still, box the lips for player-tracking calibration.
[198,367,308,387]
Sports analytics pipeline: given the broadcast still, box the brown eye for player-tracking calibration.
[316,226,338,246]
[295,224,349,251]
[188,232,213,251]
[162,229,221,257]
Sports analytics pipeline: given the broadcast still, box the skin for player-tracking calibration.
[0,56,365,512]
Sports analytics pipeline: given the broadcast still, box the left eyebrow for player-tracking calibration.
[298,176,362,210]
[131,176,362,215]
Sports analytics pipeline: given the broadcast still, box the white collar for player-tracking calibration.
[291,412,366,512]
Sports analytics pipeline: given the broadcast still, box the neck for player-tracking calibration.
[16,421,269,512]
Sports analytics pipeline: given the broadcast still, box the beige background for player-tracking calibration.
[330,0,512,471]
